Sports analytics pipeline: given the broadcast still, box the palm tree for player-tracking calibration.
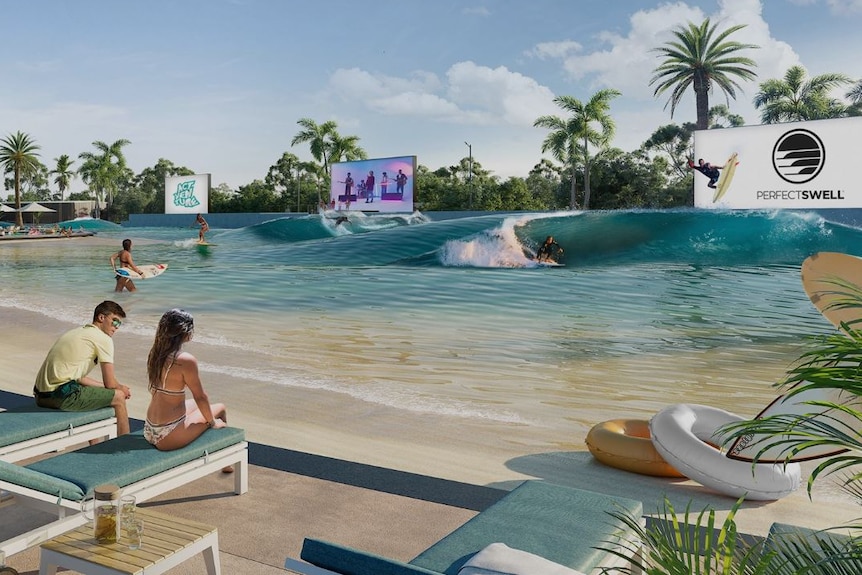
[327,133,367,165]
[534,89,620,210]
[533,113,582,209]
[291,118,338,174]
[0,131,41,227]
[651,19,758,130]
[51,154,76,201]
[78,139,131,216]
[754,65,851,123]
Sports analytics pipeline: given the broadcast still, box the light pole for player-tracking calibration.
[465,141,473,210]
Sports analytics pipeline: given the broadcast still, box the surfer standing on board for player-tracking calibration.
[688,158,722,189]
[195,213,209,244]
[535,235,563,264]
[110,238,144,292]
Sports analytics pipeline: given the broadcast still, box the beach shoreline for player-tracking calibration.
[3,302,861,539]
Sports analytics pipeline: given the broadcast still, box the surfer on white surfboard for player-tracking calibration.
[688,158,722,189]
[110,238,144,292]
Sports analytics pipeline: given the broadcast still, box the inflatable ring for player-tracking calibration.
[649,404,802,500]
[586,419,685,478]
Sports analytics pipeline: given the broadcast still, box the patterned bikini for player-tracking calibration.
[143,363,187,446]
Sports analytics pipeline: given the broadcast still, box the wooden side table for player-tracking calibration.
[39,507,220,575]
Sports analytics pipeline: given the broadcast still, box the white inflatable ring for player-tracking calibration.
[649,404,801,501]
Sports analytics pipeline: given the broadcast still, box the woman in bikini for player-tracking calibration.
[144,309,230,460]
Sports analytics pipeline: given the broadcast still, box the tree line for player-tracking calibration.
[3,18,862,226]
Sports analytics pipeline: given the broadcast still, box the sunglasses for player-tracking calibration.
[111,318,123,328]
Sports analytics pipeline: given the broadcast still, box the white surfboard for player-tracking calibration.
[725,383,856,462]
[726,251,862,463]
[116,263,168,280]
[535,260,565,268]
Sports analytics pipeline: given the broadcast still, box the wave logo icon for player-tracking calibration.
[772,128,825,184]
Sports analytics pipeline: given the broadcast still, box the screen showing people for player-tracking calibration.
[330,155,415,213]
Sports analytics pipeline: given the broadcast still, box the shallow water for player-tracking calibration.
[1,209,857,443]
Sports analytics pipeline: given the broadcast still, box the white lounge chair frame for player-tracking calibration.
[0,440,247,558]
[0,417,117,463]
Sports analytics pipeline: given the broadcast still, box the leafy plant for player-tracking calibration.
[602,273,862,574]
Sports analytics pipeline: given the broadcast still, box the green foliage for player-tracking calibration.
[0,131,42,226]
[534,89,621,209]
[78,139,132,220]
[754,65,852,124]
[651,19,758,130]
[604,496,862,574]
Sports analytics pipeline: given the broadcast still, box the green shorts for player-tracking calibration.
[35,382,116,411]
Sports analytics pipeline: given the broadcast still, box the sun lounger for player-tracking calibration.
[0,426,247,557]
[286,480,644,575]
[0,405,116,462]
[762,522,859,568]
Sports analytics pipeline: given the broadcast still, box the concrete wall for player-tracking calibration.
[123,211,504,228]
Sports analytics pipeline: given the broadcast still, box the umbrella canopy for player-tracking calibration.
[0,204,16,212]
[18,202,56,213]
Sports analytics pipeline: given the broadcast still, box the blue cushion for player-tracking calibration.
[410,481,642,575]
[301,538,441,575]
[0,459,85,500]
[25,427,245,498]
[0,405,115,447]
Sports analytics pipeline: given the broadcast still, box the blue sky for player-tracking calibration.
[2,0,862,195]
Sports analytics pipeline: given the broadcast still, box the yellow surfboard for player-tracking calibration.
[712,152,739,203]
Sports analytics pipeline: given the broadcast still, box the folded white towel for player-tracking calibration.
[458,542,586,575]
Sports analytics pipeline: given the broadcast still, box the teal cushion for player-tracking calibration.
[0,459,85,500]
[301,538,441,575]
[0,406,115,447]
[410,481,642,575]
[764,522,859,566]
[25,427,244,497]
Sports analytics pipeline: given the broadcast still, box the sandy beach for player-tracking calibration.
[3,300,861,543]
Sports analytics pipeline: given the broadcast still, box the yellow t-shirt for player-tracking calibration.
[34,324,114,392]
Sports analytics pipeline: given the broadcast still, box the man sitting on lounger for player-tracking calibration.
[33,300,131,435]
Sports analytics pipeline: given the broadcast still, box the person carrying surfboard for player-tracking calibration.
[687,158,722,189]
[110,238,144,292]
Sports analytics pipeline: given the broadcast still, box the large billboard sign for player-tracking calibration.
[165,174,210,214]
[330,155,415,213]
[693,117,862,209]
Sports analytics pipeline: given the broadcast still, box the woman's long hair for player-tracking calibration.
[147,309,194,391]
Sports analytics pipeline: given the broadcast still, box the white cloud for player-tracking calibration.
[526,41,582,60]
[524,0,801,129]
[328,62,557,127]
[825,0,862,13]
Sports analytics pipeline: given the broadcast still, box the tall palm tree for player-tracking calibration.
[51,154,76,201]
[533,113,582,209]
[651,19,758,130]
[327,133,367,164]
[754,65,851,123]
[534,89,620,210]
[291,118,338,174]
[78,139,131,215]
[0,131,41,227]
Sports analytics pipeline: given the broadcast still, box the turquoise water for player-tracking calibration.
[2,209,860,439]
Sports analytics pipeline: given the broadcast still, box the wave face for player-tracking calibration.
[213,209,862,268]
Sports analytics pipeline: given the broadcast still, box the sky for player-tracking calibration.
[2,0,862,196]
